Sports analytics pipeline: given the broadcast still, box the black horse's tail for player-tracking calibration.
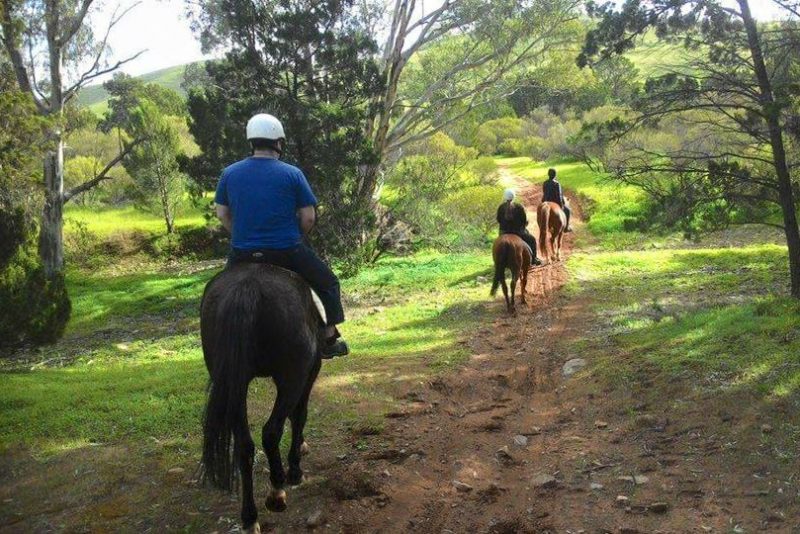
[202,280,260,491]
[490,242,509,297]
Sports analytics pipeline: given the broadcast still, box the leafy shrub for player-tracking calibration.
[470,157,499,184]
[0,245,71,349]
[441,185,503,247]
[474,117,525,155]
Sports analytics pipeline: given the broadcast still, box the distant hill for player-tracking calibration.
[75,62,201,115]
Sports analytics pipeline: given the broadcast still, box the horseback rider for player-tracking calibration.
[214,113,349,359]
[543,168,572,232]
[496,189,543,266]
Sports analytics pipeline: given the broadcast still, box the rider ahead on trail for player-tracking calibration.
[496,189,543,266]
[214,113,349,359]
[542,168,572,232]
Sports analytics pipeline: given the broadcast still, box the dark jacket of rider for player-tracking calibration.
[542,178,565,207]
[496,201,527,234]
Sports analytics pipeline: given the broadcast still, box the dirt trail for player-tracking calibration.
[299,168,795,533]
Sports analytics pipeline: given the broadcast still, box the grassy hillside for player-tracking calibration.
[75,62,199,114]
[623,31,694,77]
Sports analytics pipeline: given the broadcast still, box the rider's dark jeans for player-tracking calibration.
[227,244,345,326]
[503,230,538,260]
[563,205,572,228]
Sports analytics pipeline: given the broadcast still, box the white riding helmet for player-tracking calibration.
[246,113,285,140]
[503,188,515,202]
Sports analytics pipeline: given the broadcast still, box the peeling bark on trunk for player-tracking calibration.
[39,140,65,279]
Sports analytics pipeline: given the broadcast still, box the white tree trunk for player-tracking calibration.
[39,138,65,278]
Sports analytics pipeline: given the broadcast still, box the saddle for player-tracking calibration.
[231,250,327,324]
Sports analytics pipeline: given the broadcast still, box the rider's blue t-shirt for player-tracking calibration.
[214,157,317,250]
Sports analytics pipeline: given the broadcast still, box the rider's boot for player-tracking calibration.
[321,327,349,359]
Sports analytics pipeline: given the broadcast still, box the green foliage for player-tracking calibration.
[123,101,189,235]
[0,245,71,349]
[470,157,499,184]
[184,0,382,263]
[0,80,45,266]
[474,117,525,155]
[0,66,70,348]
[100,73,186,133]
[386,132,497,248]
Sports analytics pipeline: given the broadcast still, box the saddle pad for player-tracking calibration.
[310,289,327,325]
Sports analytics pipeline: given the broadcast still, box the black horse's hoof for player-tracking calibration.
[265,489,287,512]
[287,469,304,486]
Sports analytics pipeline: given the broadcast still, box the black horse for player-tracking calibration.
[200,263,323,533]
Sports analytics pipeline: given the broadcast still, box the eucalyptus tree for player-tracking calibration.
[185,0,582,260]
[579,0,800,297]
[0,0,143,279]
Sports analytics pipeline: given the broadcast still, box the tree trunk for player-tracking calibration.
[39,140,65,278]
[740,0,800,297]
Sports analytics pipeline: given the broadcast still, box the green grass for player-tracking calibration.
[566,243,799,402]
[0,250,493,454]
[65,204,207,237]
[625,34,691,77]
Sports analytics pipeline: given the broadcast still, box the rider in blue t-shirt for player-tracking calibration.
[214,113,348,359]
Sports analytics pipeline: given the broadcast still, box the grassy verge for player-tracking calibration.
[65,204,207,237]
[503,156,798,458]
[0,250,493,457]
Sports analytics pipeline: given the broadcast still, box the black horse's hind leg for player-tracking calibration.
[287,358,321,486]
[237,414,259,531]
[262,376,305,512]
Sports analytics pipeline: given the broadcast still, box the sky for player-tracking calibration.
[90,0,789,79]
[88,0,215,78]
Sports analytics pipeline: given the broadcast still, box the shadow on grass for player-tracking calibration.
[569,245,799,414]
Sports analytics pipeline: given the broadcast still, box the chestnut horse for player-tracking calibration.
[490,234,532,313]
[537,201,567,263]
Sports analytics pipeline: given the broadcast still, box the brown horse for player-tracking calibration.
[490,234,532,313]
[537,201,567,263]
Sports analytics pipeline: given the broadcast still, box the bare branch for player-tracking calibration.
[65,49,146,103]
[0,0,47,112]
[59,0,93,47]
[63,2,144,102]
[64,138,145,202]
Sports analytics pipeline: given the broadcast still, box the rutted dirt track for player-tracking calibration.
[287,178,798,533]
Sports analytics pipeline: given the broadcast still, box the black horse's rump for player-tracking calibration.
[200,263,323,529]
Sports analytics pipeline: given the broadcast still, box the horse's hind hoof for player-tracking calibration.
[287,469,304,486]
[300,441,310,456]
[265,489,287,512]
[243,522,262,534]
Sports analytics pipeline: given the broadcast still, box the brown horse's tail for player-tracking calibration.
[490,241,509,297]
[538,203,550,258]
